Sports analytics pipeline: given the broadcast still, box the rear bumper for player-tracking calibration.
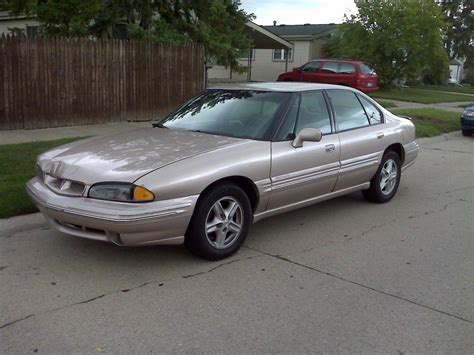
[359,85,379,93]
[26,177,198,246]
[402,141,419,172]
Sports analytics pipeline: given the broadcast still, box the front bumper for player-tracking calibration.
[27,177,198,246]
[461,116,474,132]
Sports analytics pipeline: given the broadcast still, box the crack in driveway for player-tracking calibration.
[0,254,263,330]
[243,246,474,325]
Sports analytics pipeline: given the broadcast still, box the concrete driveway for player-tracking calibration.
[1,133,473,353]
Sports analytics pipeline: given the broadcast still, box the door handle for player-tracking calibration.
[377,132,385,139]
[325,144,336,152]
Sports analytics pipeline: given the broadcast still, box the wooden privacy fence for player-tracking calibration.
[0,36,205,130]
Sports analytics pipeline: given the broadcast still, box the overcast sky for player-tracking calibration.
[240,0,357,26]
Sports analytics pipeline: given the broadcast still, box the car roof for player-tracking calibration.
[318,59,366,63]
[209,82,359,93]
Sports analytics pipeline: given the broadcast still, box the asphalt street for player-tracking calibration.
[1,132,473,353]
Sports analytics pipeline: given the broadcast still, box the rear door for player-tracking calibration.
[318,61,340,84]
[268,91,340,210]
[325,89,386,191]
[337,62,357,88]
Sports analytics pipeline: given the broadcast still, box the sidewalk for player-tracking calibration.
[389,100,469,113]
[0,121,152,145]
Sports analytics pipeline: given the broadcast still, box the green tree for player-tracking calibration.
[439,0,474,85]
[440,0,473,59]
[1,0,254,70]
[325,0,449,87]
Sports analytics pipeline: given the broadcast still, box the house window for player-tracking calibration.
[26,26,40,37]
[272,48,292,61]
[240,49,255,61]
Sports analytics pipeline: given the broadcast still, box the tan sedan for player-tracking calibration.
[27,83,419,260]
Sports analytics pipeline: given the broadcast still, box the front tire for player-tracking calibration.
[185,183,252,260]
[362,151,401,203]
[462,129,471,136]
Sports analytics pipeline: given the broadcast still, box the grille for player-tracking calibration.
[44,174,85,197]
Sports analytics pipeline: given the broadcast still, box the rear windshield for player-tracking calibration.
[360,63,375,75]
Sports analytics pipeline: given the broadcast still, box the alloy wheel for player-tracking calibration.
[380,158,398,195]
[205,197,243,249]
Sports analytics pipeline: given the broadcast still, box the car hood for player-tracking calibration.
[38,128,244,185]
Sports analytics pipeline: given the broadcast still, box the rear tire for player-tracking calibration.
[185,183,252,260]
[362,151,401,203]
[462,129,471,136]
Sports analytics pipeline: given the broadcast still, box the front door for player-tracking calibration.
[268,91,340,210]
[300,61,321,83]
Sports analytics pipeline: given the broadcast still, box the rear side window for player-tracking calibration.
[358,95,382,124]
[327,90,369,131]
[321,62,339,74]
[360,63,375,75]
[338,63,356,74]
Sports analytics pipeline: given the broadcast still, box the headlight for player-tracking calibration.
[463,110,474,117]
[88,183,154,202]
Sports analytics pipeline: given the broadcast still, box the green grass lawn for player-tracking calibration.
[391,108,461,138]
[0,137,85,219]
[370,88,474,104]
[414,85,474,95]
[374,99,398,108]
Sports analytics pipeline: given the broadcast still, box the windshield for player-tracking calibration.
[159,89,289,140]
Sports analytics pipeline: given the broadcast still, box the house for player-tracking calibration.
[0,11,39,36]
[208,23,338,82]
[448,58,465,84]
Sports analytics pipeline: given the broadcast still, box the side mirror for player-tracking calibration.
[293,67,301,71]
[292,128,322,148]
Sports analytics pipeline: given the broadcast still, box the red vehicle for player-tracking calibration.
[277,59,379,93]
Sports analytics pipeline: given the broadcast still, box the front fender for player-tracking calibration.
[135,140,271,213]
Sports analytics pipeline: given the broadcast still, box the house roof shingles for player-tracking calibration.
[263,24,338,37]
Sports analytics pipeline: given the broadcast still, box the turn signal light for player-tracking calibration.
[133,186,155,202]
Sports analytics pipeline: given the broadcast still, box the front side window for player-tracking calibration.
[327,90,370,131]
[160,90,289,140]
[296,92,332,134]
[273,48,293,61]
[302,61,320,72]
[276,91,331,140]
[359,95,382,124]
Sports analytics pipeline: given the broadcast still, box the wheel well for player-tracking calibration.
[385,143,405,164]
[201,176,259,212]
